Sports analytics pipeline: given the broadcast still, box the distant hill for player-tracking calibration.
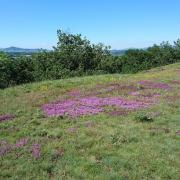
[110,49,127,56]
[1,47,126,56]
[0,46,47,53]
[0,47,49,56]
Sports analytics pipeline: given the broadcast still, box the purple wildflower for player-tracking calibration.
[15,138,28,148]
[31,143,41,159]
[0,141,13,157]
[42,97,104,118]
[139,80,171,90]
[0,114,15,122]
[102,97,153,109]
[43,94,158,118]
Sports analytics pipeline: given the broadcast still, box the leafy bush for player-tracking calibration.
[0,30,180,89]
[0,52,15,88]
[135,114,154,122]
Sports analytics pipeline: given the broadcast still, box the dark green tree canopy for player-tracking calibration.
[0,30,179,89]
[53,29,111,71]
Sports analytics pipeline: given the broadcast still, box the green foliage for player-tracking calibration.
[13,56,35,84]
[0,31,180,89]
[0,52,14,88]
[54,30,111,71]
[136,114,154,122]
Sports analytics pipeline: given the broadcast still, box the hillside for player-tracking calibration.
[0,63,180,179]
[0,47,46,53]
[0,47,48,56]
[110,49,126,56]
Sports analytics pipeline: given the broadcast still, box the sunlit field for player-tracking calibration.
[0,63,180,179]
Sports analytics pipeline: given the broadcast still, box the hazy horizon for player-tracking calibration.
[0,45,149,51]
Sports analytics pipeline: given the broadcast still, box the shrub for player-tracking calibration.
[135,114,154,122]
[0,31,180,89]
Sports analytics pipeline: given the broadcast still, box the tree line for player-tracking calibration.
[0,30,180,88]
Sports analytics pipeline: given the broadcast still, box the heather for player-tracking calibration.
[0,63,180,179]
[31,143,41,159]
[0,139,42,161]
[42,79,165,118]
[0,114,15,122]
[42,95,158,118]
[15,138,28,148]
[139,80,171,90]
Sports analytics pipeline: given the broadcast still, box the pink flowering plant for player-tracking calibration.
[0,114,15,122]
[42,80,163,118]
[138,80,171,90]
[0,138,41,160]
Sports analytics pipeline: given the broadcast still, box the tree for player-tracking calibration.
[0,52,14,88]
[54,30,111,72]
[174,39,180,61]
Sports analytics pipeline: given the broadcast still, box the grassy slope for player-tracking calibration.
[0,63,180,179]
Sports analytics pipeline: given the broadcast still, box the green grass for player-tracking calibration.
[0,63,180,179]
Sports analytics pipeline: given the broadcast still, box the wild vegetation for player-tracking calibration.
[0,30,180,88]
[0,63,180,179]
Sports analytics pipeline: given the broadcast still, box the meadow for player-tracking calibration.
[0,63,180,179]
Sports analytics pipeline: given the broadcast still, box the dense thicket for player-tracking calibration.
[0,30,180,88]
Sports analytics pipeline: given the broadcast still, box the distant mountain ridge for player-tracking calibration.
[0,46,47,53]
[110,49,127,56]
[0,47,133,55]
[0,47,141,56]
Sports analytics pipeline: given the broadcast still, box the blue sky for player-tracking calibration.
[0,0,180,49]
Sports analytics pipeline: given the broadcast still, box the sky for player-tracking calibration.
[0,0,180,49]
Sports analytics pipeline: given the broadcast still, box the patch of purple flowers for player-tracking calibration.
[43,95,158,118]
[0,141,13,156]
[42,97,104,118]
[31,143,41,159]
[0,139,42,160]
[15,138,28,148]
[139,80,170,90]
[0,114,15,122]
[0,138,29,157]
